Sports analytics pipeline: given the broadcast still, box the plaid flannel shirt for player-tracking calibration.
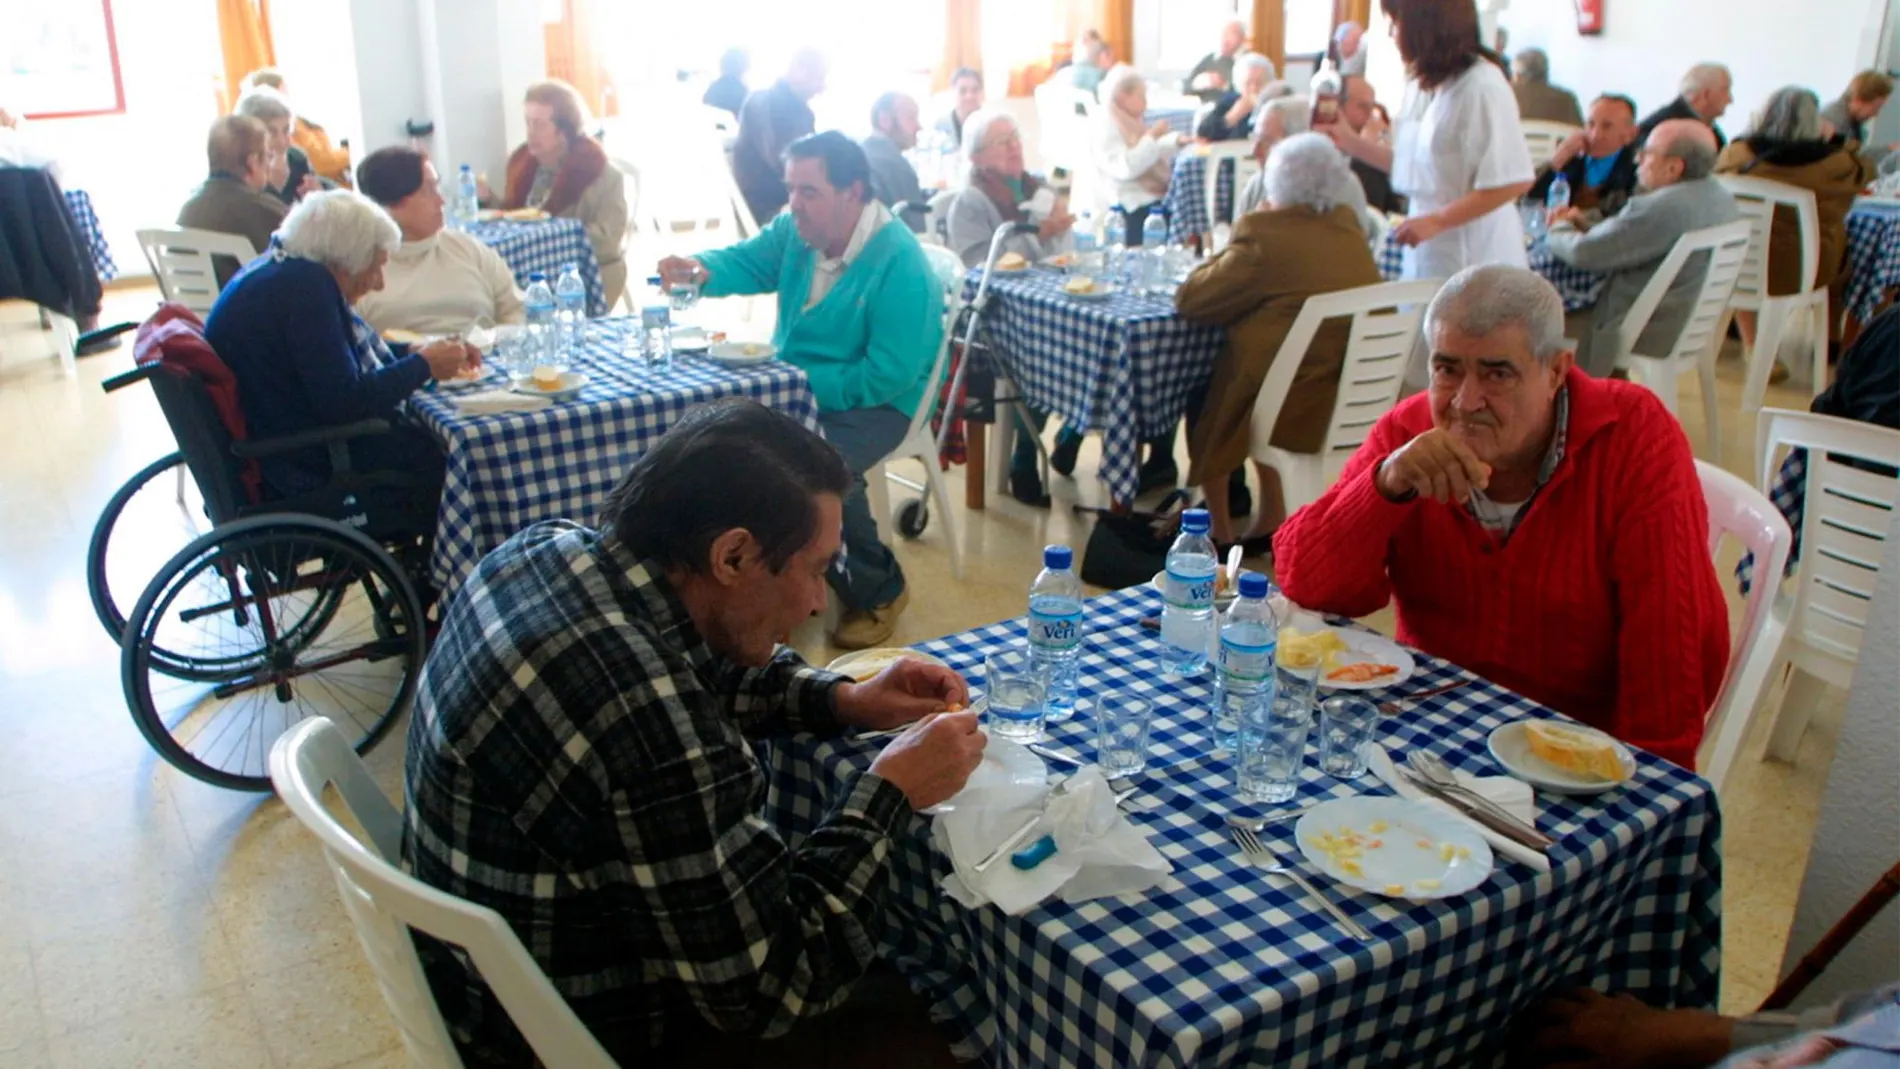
[402,520,911,1065]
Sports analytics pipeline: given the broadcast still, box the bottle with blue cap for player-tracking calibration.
[1160,508,1217,675]
[1027,544,1084,721]
[1214,571,1278,752]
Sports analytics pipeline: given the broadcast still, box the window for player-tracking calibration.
[1284,0,1334,58]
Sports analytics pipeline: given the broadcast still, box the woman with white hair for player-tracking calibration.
[204,190,476,502]
[1234,96,1374,235]
[1195,53,1277,141]
[1175,133,1383,551]
[1092,65,1183,240]
[945,111,1075,269]
[233,87,321,205]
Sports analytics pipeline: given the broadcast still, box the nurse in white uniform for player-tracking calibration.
[1323,0,1534,281]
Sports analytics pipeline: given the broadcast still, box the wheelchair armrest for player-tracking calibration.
[231,419,394,460]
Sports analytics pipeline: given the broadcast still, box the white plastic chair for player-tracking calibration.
[1199,142,1256,252]
[136,228,260,318]
[1741,409,1900,765]
[865,243,966,578]
[268,718,620,1069]
[1248,278,1443,512]
[1519,120,1581,171]
[1693,460,1794,793]
[1612,218,1753,462]
[1716,175,1831,432]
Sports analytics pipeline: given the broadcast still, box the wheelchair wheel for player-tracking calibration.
[897,498,930,539]
[87,453,210,643]
[120,515,425,791]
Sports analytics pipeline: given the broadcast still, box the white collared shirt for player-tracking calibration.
[806,201,892,310]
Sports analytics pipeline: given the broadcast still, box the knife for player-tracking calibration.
[1397,767,1553,851]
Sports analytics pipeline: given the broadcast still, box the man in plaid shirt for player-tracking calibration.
[403,399,985,1066]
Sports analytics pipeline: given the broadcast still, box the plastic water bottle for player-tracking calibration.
[639,275,673,370]
[1546,172,1572,213]
[554,262,586,354]
[1160,508,1218,676]
[1027,544,1084,722]
[1140,207,1169,292]
[455,165,479,230]
[1214,572,1278,752]
[523,273,557,369]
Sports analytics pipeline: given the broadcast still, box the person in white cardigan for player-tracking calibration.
[353,147,524,335]
[1091,65,1184,243]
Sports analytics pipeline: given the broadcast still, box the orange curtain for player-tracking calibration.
[544,0,618,119]
[217,0,275,112]
[936,0,983,92]
[1251,0,1286,72]
[1087,0,1135,69]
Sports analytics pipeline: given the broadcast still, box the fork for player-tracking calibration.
[1404,750,1554,849]
[1228,825,1374,942]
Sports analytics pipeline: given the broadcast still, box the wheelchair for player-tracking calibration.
[88,335,437,791]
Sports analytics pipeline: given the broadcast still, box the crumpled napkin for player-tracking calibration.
[453,389,550,415]
[932,744,1169,915]
[1366,743,1550,872]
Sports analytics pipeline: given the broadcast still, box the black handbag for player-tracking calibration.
[1077,490,1194,591]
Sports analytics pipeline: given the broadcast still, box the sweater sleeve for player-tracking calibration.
[1544,189,1682,273]
[1271,413,1423,617]
[286,285,431,424]
[1604,405,1729,768]
[698,215,795,298]
[838,249,944,412]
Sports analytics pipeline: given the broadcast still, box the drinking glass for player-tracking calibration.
[1318,697,1378,779]
[1095,697,1154,777]
[668,280,700,325]
[983,649,1049,743]
[1236,695,1309,803]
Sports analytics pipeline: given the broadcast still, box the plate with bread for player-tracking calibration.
[706,341,777,367]
[1278,616,1416,691]
[511,366,588,402]
[1487,720,1635,795]
[825,647,952,682]
[992,251,1032,273]
[1060,276,1114,300]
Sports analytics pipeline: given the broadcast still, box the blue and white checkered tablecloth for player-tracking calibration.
[759,586,1723,1068]
[63,189,117,282]
[1844,200,1900,324]
[963,267,1221,504]
[410,326,819,598]
[1735,449,1806,595]
[1376,230,1607,312]
[465,217,607,316]
[1165,152,1237,243]
[1146,106,1200,133]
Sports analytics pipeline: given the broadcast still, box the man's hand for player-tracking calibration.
[1145,119,1172,141]
[657,255,707,288]
[295,173,323,200]
[1038,204,1076,241]
[475,175,494,203]
[1376,428,1492,503]
[1509,989,1737,1069]
[1392,212,1450,246]
[834,659,970,731]
[868,710,987,810]
[1551,130,1590,169]
[1547,205,1589,231]
[418,338,476,380]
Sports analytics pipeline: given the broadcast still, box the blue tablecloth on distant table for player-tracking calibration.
[760,585,1723,1068]
[409,326,818,598]
[1144,106,1200,133]
[963,267,1220,504]
[1844,199,1900,324]
[465,217,607,316]
[1164,152,1237,243]
[1377,230,1608,312]
[63,189,117,282]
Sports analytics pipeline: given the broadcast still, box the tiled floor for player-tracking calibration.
[0,284,1846,1067]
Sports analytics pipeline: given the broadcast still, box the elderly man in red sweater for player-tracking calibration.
[1272,264,1728,768]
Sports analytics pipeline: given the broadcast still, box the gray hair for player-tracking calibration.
[1235,52,1276,82]
[959,108,1016,161]
[1514,48,1550,84]
[1681,63,1731,97]
[277,190,401,275]
[1103,64,1147,105]
[1749,85,1823,142]
[233,86,293,126]
[1653,125,1720,179]
[1253,94,1311,146]
[1425,265,1568,365]
[1264,132,1353,213]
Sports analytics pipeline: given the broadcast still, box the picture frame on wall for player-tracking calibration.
[3,0,127,120]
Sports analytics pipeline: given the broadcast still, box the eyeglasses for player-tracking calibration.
[982,132,1023,151]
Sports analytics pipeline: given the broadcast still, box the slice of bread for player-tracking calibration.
[1525,721,1625,781]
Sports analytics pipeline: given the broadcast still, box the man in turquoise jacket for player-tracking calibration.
[660,132,944,648]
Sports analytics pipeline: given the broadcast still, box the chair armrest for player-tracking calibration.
[231,419,394,459]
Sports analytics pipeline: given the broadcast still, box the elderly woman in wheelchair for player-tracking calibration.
[89,190,479,791]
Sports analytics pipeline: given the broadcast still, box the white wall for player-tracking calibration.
[1496,0,1890,133]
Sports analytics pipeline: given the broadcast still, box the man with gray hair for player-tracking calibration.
[1545,118,1739,376]
[1333,21,1368,76]
[1273,263,1729,770]
[233,87,325,205]
[177,114,289,287]
[1511,48,1584,126]
[1184,19,1248,102]
[1640,62,1733,149]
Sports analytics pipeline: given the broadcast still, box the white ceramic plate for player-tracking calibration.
[671,327,714,353]
[382,328,429,346]
[1148,571,1239,613]
[1487,720,1636,795]
[510,370,588,402]
[824,647,952,682]
[707,341,777,366]
[990,259,1032,274]
[1294,796,1493,900]
[1280,611,1416,691]
[1061,282,1116,301]
[437,364,502,392]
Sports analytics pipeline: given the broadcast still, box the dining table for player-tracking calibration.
[63,188,118,282]
[1843,197,1900,325]
[961,265,1221,507]
[760,586,1723,1067]
[1164,150,1240,245]
[408,324,819,599]
[465,216,608,316]
[1375,229,1608,312]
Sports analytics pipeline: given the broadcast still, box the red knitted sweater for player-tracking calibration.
[1273,369,1729,769]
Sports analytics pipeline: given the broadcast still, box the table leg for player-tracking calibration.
[966,422,986,510]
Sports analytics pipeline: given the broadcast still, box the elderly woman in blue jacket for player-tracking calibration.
[657,131,943,650]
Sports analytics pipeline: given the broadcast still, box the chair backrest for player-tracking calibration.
[923,188,959,246]
[1716,174,1821,307]
[1199,143,1256,249]
[637,145,755,254]
[269,719,620,1069]
[1519,120,1580,171]
[1696,460,1794,713]
[136,228,259,316]
[1755,408,1900,666]
[1250,278,1443,476]
[1617,218,1753,366]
